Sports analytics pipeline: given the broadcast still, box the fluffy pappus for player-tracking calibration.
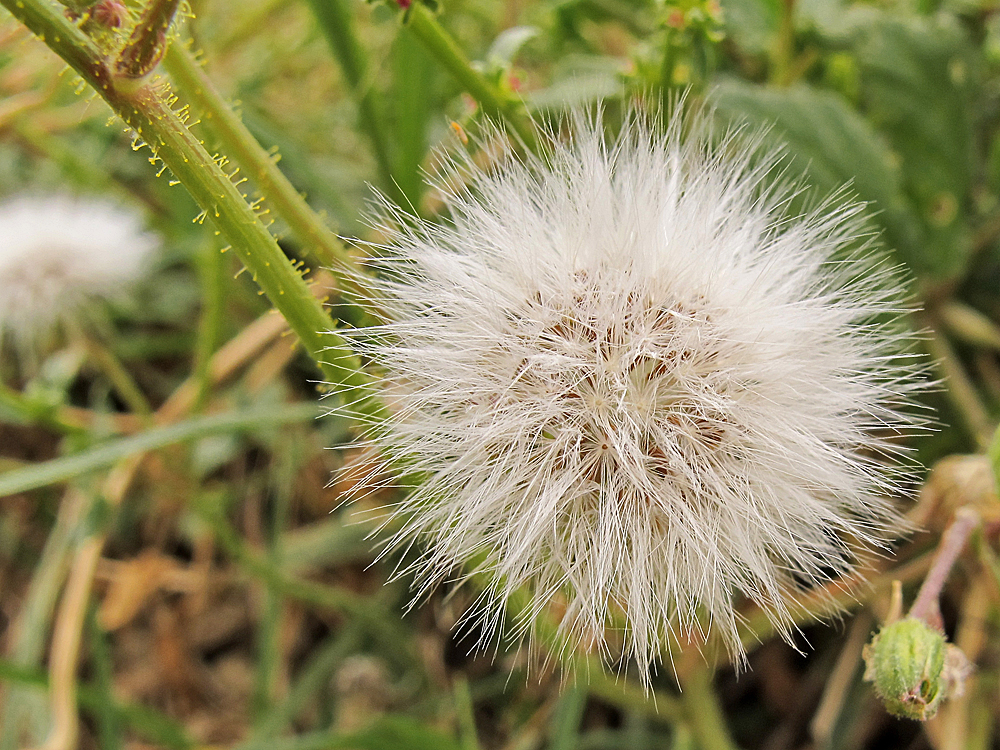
[337,107,925,680]
[0,194,159,356]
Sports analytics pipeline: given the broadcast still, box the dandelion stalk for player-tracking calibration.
[0,0,386,420]
[908,506,980,628]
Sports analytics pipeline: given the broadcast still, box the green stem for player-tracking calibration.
[191,238,226,412]
[0,402,320,498]
[924,314,993,448]
[0,488,89,750]
[0,658,195,750]
[453,675,481,750]
[548,685,587,750]
[84,336,153,419]
[1,0,385,421]
[247,625,364,741]
[161,45,354,272]
[679,663,740,750]
[405,3,537,151]
[200,502,405,651]
[584,660,682,720]
[990,424,1000,493]
[770,0,796,86]
[660,33,678,93]
[303,0,400,202]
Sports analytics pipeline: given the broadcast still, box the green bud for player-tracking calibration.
[863,617,949,720]
[113,0,182,87]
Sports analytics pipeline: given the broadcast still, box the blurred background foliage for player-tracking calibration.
[0,0,999,748]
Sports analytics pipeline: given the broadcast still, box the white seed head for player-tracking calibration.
[0,195,159,352]
[341,107,923,679]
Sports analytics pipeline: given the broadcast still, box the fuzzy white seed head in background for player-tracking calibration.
[0,195,159,353]
[342,108,923,679]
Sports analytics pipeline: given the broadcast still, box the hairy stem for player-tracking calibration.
[162,44,355,273]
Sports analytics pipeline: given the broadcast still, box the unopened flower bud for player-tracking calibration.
[863,617,969,720]
[113,0,182,90]
[91,0,127,29]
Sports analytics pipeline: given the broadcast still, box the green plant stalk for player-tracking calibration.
[303,0,400,203]
[0,488,90,750]
[246,625,363,742]
[679,663,740,750]
[200,503,418,662]
[770,0,796,86]
[87,607,123,750]
[0,0,385,422]
[924,315,993,448]
[162,45,353,273]
[191,238,226,412]
[84,336,153,419]
[503,584,683,719]
[584,661,682,720]
[0,402,319,497]
[252,434,299,718]
[549,685,587,750]
[453,675,481,750]
[405,2,537,151]
[990,423,1000,493]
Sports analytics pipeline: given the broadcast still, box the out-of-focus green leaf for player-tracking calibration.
[718,0,780,55]
[852,14,977,280]
[528,54,627,110]
[796,0,876,43]
[487,25,540,68]
[713,79,923,264]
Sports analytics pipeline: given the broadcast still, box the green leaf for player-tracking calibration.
[718,0,780,55]
[486,25,540,68]
[852,14,977,280]
[712,79,923,266]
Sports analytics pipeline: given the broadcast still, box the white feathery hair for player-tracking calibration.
[0,194,159,352]
[337,104,923,679]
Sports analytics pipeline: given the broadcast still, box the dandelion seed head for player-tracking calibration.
[342,107,923,679]
[0,194,159,353]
